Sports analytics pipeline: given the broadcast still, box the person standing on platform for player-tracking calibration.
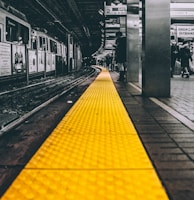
[170,40,179,78]
[105,53,112,71]
[179,40,192,78]
[115,31,126,81]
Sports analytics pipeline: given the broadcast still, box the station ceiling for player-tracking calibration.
[2,0,106,56]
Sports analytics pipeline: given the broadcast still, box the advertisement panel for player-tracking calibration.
[28,50,37,74]
[51,54,56,71]
[46,52,52,72]
[105,4,127,16]
[0,42,11,76]
[38,50,45,72]
[12,44,26,74]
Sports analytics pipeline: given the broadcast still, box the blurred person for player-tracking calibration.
[105,54,112,70]
[115,31,126,81]
[179,41,192,78]
[170,40,179,78]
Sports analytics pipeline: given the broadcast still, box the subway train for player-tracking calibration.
[0,1,82,82]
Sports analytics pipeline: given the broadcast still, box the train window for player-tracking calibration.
[21,25,29,44]
[70,36,73,44]
[43,37,46,49]
[50,39,57,54]
[39,36,48,51]
[46,38,48,51]
[39,36,43,50]
[6,17,29,44]
[57,43,62,55]
[6,17,18,42]
[31,35,37,50]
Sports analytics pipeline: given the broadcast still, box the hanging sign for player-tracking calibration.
[105,3,127,16]
[177,26,194,38]
[171,3,194,18]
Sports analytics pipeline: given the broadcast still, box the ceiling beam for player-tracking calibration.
[34,0,79,40]
[66,0,91,40]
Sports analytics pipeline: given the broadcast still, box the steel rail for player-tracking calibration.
[0,67,98,136]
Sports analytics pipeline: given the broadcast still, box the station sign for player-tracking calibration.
[105,3,127,16]
[105,23,120,28]
[105,32,116,37]
[177,26,194,38]
[105,18,120,28]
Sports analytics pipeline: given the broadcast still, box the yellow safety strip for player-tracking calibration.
[2,67,169,200]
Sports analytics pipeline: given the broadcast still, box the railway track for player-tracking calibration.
[0,67,99,136]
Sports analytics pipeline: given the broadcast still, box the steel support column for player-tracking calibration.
[126,0,140,83]
[142,0,171,97]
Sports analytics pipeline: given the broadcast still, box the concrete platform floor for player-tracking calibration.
[112,72,194,200]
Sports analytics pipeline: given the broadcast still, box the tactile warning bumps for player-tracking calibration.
[2,170,167,200]
[2,68,169,200]
[24,134,152,169]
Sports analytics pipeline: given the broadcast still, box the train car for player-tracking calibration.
[31,30,55,74]
[0,2,68,80]
[31,29,68,76]
[0,1,31,78]
[67,34,83,72]
[0,0,82,83]
[56,39,68,75]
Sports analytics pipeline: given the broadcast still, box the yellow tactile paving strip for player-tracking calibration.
[2,68,169,200]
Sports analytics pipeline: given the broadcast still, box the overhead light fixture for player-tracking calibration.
[98,9,104,15]
[54,19,60,23]
[99,21,104,26]
[113,0,121,5]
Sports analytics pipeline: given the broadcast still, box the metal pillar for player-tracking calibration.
[126,0,140,83]
[142,0,171,97]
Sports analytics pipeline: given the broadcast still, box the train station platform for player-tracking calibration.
[1,67,169,200]
[113,73,194,200]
